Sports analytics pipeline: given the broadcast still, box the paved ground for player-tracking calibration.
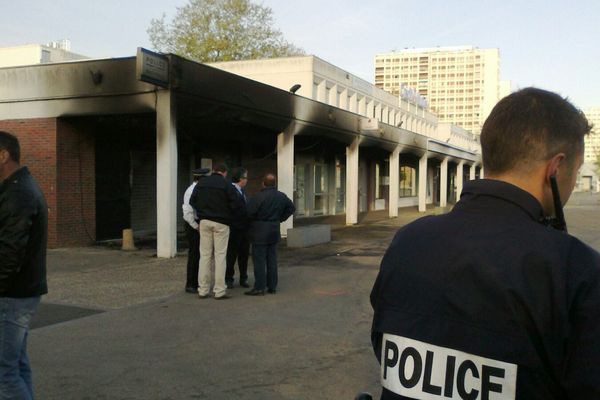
[29,193,600,400]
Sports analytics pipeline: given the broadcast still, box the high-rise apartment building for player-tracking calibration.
[374,46,504,134]
[583,108,600,162]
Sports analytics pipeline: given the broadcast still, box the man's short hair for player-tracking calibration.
[230,167,247,183]
[0,131,20,163]
[480,87,591,174]
[213,163,228,173]
[263,173,276,187]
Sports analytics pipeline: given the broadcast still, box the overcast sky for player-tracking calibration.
[1,0,599,109]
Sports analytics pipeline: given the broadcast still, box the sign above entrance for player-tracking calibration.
[136,47,169,87]
[359,117,379,132]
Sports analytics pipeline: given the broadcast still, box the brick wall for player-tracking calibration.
[56,119,96,246]
[0,118,59,247]
[0,118,96,248]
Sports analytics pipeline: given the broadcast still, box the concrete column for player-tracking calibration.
[418,153,428,212]
[456,160,465,200]
[480,167,485,179]
[470,163,477,180]
[367,100,375,118]
[277,130,294,237]
[317,80,327,103]
[346,137,360,225]
[358,96,366,116]
[440,157,449,207]
[339,89,349,110]
[389,146,400,218]
[156,90,178,258]
[383,106,389,123]
[328,84,338,107]
[349,92,358,113]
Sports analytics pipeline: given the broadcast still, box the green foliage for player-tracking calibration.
[148,0,304,62]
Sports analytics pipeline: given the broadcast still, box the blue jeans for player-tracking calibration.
[251,244,277,291]
[0,297,40,400]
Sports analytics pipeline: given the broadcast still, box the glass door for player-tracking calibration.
[313,163,328,215]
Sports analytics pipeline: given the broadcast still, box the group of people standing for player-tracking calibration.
[182,163,295,299]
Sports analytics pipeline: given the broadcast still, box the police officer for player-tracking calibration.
[370,88,600,399]
[182,167,211,293]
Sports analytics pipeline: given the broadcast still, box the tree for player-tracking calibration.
[147,0,304,63]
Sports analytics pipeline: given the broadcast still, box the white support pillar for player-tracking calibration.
[418,153,428,212]
[349,92,358,113]
[317,80,327,103]
[470,163,477,180]
[367,100,375,118]
[358,96,366,116]
[456,160,465,200]
[440,157,449,207]
[277,130,295,237]
[480,167,485,179]
[339,89,348,110]
[389,146,400,218]
[346,137,360,225]
[156,90,178,258]
[328,84,338,107]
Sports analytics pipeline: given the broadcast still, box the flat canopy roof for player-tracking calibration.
[0,50,480,163]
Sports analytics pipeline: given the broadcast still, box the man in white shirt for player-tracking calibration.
[182,167,210,293]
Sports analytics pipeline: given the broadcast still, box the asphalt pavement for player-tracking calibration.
[29,193,600,400]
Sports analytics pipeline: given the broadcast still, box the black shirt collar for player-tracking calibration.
[0,166,28,193]
[460,179,545,222]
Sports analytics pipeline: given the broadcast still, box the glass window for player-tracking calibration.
[399,166,416,197]
[313,164,328,216]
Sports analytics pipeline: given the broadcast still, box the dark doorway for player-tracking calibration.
[95,130,131,240]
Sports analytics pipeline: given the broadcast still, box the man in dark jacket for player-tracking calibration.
[245,173,295,296]
[370,88,600,399]
[225,167,250,289]
[189,163,243,299]
[0,131,48,399]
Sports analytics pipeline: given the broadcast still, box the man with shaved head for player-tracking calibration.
[245,173,295,296]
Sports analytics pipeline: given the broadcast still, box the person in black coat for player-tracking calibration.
[370,88,600,399]
[245,173,295,296]
[225,167,250,289]
[189,163,244,299]
[0,131,48,399]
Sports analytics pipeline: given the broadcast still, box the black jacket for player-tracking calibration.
[247,186,295,245]
[189,173,243,226]
[0,167,48,298]
[371,179,600,400]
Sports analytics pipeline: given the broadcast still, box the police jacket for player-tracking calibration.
[247,186,295,245]
[0,167,48,298]
[370,179,600,400]
[229,184,249,231]
[189,173,243,226]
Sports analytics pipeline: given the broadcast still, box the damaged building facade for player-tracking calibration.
[0,50,481,257]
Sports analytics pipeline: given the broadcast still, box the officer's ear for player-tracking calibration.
[545,153,566,182]
[0,148,9,165]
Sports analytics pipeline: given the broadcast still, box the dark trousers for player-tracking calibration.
[251,243,277,291]
[226,227,249,284]
[185,224,200,289]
